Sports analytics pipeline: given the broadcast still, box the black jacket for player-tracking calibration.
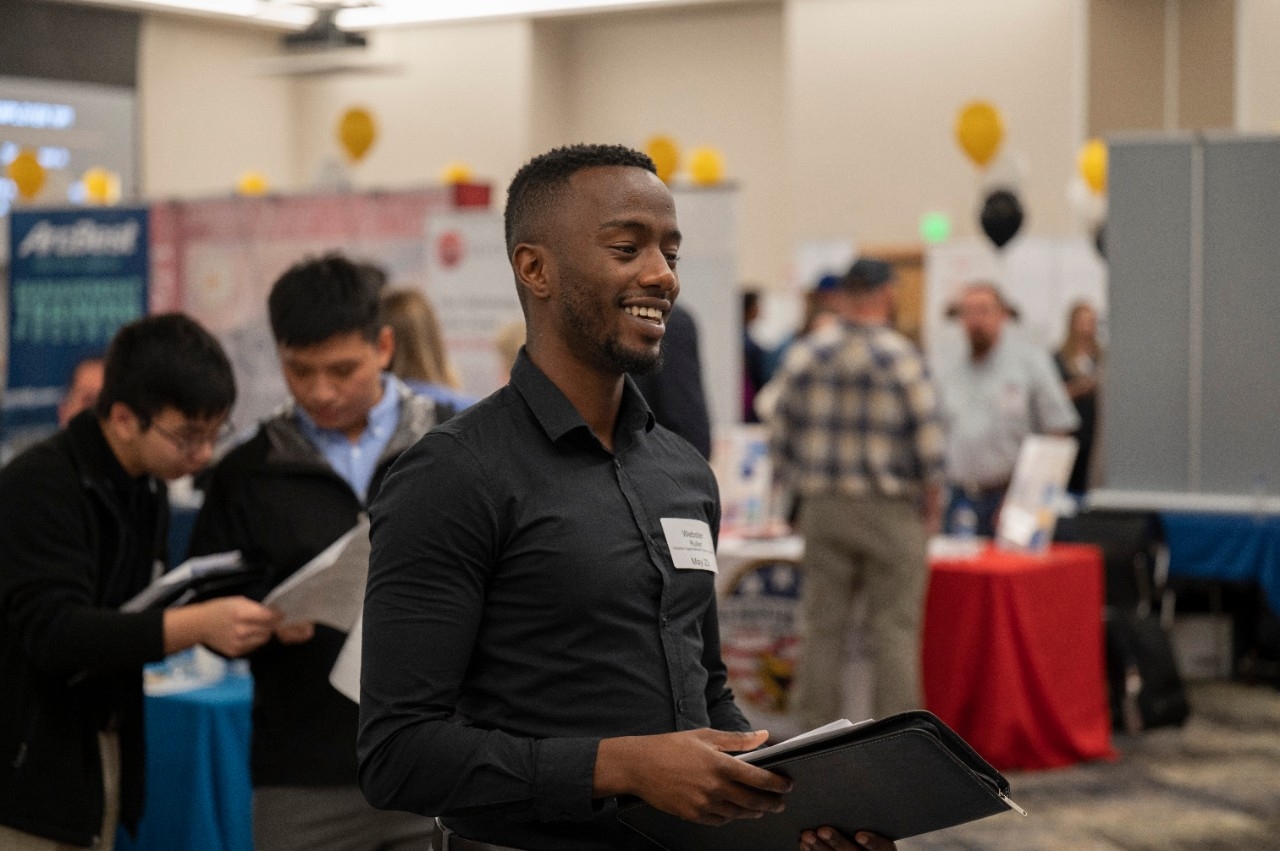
[188,385,444,787]
[631,304,712,460]
[0,412,168,846]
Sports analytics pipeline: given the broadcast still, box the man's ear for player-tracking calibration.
[375,325,395,370]
[105,401,140,440]
[512,243,553,302]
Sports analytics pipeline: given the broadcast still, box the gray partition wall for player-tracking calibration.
[1097,133,1280,512]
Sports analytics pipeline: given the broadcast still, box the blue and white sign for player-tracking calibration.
[4,207,148,445]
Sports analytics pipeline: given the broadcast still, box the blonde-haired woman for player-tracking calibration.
[1054,301,1102,493]
[382,288,477,410]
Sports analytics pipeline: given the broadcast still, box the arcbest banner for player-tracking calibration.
[3,208,148,458]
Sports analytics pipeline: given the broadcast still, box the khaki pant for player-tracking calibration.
[791,493,929,726]
[0,730,119,851]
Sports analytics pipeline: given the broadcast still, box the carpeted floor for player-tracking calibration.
[903,680,1280,851]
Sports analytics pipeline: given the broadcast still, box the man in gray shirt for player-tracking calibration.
[939,283,1078,536]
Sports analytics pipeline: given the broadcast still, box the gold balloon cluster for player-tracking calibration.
[643,136,726,186]
[7,149,46,201]
[955,101,1004,169]
[5,152,122,205]
[1077,138,1107,195]
[439,161,474,185]
[338,106,377,163]
[236,171,270,196]
[82,167,122,205]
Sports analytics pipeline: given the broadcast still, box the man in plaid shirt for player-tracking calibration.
[767,257,946,726]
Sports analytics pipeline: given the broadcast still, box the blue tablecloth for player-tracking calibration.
[116,672,254,851]
[1161,511,1280,614]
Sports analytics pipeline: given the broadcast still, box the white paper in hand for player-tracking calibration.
[739,718,873,763]
[263,515,370,631]
[120,551,244,613]
[329,612,362,703]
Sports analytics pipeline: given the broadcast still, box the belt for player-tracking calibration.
[432,820,529,851]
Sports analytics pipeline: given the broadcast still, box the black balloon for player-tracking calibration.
[979,188,1024,249]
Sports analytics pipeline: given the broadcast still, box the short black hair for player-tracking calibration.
[504,143,656,256]
[95,313,236,425]
[268,253,385,347]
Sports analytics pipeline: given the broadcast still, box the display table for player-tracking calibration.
[116,671,254,851]
[923,543,1115,771]
[1160,511,1280,615]
[718,535,1115,770]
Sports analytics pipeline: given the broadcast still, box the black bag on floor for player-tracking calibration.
[1055,511,1161,610]
[1105,610,1190,732]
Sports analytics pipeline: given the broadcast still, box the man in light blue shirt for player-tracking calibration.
[190,253,447,851]
[294,371,402,503]
[938,283,1079,536]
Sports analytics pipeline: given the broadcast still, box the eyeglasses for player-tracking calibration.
[149,420,234,455]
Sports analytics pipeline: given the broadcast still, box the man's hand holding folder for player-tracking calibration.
[597,728,898,850]
[596,729,791,825]
[617,710,1023,850]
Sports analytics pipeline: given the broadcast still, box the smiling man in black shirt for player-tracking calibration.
[358,144,895,851]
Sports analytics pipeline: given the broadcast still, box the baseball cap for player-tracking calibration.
[813,273,844,293]
[843,258,895,293]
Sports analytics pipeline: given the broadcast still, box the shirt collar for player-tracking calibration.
[293,373,402,443]
[509,349,654,446]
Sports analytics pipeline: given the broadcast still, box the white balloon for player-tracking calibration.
[982,148,1029,192]
[1066,176,1106,229]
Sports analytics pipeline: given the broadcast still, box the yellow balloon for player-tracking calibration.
[337,107,377,163]
[440,161,474,185]
[955,101,1004,168]
[688,146,725,186]
[82,167,121,205]
[645,135,679,184]
[236,171,269,196]
[7,148,46,201]
[1078,138,1108,195]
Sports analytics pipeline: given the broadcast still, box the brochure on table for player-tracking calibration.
[996,435,1078,553]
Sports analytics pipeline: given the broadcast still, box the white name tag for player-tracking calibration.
[660,518,718,573]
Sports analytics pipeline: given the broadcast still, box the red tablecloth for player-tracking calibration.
[923,543,1116,771]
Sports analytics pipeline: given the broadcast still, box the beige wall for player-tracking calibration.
[292,20,534,193]
[138,15,296,197]
[534,3,789,287]
[1237,0,1280,131]
[1088,0,1235,136]
[1088,0,1166,135]
[789,0,1086,248]
[136,0,1266,289]
[529,19,575,156]
[1177,0,1234,131]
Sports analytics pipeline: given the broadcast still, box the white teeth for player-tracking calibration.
[626,306,663,320]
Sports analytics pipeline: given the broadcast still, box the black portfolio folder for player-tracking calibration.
[617,710,1024,850]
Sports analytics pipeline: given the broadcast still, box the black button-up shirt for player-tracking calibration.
[359,352,747,850]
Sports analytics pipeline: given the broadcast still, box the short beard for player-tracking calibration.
[605,334,664,376]
[968,334,994,360]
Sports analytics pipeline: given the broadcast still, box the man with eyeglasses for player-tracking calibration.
[187,253,446,851]
[0,313,282,851]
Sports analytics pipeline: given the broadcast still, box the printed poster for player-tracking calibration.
[4,208,148,453]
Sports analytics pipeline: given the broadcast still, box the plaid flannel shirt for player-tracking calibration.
[768,320,946,500]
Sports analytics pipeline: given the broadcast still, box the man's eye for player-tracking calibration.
[665,253,681,265]
[612,244,637,255]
